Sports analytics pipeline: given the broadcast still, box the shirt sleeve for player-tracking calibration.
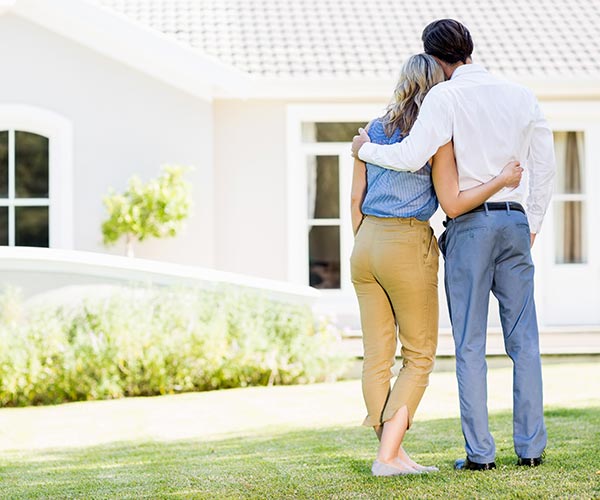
[526,97,556,234]
[357,88,453,172]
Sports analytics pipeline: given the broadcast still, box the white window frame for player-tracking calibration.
[541,101,598,271]
[0,104,74,248]
[535,100,600,325]
[305,144,353,292]
[286,104,382,292]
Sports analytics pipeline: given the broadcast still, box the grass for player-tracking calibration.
[0,362,599,499]
[1,408,599,499]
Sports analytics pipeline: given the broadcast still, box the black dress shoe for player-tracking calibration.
[517,457,543,467]
[454,458,496,471]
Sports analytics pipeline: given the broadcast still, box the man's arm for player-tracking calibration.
[352,89,453,172]
[526,98,556,238]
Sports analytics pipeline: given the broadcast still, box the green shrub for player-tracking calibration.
[0,287,346,407]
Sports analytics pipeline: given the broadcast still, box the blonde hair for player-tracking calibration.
[383,53,445,137]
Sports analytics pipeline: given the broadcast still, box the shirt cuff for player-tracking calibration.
[527,213,542,234]
[358,142,377,164]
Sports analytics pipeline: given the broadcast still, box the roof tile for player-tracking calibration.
[94,0,600,79]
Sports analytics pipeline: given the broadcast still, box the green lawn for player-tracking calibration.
[0,362,599,499]
[1,408,599,499]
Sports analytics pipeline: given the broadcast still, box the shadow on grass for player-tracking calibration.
[1,407,599,499]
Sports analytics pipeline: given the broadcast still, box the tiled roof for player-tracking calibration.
[94,0,600,80]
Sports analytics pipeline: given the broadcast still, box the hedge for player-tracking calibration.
[0,286,347,407]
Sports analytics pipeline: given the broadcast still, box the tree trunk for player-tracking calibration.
[125,234,135,258]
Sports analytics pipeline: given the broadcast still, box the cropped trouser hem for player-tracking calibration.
[361,380,429,429]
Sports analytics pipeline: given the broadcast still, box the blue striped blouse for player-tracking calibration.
[361,118,438,220]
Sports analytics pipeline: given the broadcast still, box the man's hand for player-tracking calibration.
[530,233,536,248]
[351,128,371,158]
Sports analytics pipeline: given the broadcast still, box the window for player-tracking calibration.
[303,122,365,143]
[302,122,358,290]
[553,131,586,264]
[308,155,341,288]
[287,105,380,290]
[0,105,73,249]
[0,130,50,247]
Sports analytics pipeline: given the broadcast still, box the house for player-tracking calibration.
[0,0,599,332]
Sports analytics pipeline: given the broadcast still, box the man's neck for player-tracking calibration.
[443,57,472,79]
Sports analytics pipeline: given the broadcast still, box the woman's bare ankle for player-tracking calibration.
[376,453,397,464]
[397,446,419,467]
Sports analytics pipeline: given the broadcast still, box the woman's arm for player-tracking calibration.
[432,142,523,219]
[350,120,375,235]
[351,157,367,235]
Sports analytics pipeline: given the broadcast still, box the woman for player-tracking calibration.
[350,53,522,476]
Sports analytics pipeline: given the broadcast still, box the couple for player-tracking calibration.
[350,19,555,476]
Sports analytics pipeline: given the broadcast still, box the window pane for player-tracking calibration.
[316,122,365,142]
[553,131,584,194]
[0,207,7,245]
[303,122,365,142]
[15,131,49,198]
[554,201,586,264]
[307,156,339,219]
[0,131,8,198]
[308,225,340,289]
[15,206,49,247]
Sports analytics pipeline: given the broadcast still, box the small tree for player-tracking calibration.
[101,165,192,257]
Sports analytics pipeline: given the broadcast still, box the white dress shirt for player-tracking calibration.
[358,64,556,233]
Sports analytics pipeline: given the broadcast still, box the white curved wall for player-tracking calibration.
[0,248,319,304]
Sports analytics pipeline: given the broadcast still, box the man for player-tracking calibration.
[351,19,555,470]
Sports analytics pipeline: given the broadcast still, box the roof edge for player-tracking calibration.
[10,0,252,100]
[215,76,600,101]
[515,77,600,100]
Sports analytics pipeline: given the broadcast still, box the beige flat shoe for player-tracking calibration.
[371,460,422,477]
[413,464,439,473]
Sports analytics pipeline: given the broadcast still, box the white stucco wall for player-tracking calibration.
[0,14,214,266]
[213,99,288,280]
[214,98,600,330]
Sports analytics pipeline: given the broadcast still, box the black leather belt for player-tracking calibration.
[466,202,525,215]
[444,202,525,226]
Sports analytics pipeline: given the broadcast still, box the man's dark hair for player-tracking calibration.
[422,19,473,64]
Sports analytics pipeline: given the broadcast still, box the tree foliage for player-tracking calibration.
[101,165,192,255]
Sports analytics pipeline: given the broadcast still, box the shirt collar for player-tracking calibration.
[450,63,488,79]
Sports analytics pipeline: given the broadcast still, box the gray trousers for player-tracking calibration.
[439,205,547,463]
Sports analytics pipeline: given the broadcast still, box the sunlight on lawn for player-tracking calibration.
[0,362,597,452]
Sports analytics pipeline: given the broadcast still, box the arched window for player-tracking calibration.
[0,130,50,246]
[0,105,73,248]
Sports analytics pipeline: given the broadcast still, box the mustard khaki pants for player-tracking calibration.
[350,215,439,428]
